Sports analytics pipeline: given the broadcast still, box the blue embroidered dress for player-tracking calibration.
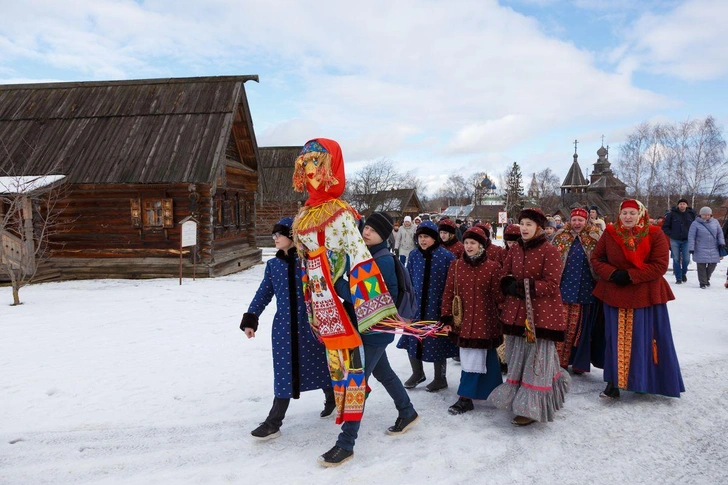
[247,249,330,398]
[397,244,459,361]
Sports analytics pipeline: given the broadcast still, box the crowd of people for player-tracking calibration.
[240,138,725,467]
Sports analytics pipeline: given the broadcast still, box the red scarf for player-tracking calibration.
[606,200,651,269]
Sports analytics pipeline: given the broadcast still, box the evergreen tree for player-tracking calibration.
[503,161,525,220]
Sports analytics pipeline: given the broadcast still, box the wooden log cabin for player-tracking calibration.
[255,146,305,247]
[0,75,262,280]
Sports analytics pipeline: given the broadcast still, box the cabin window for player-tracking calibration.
[136,198,173,228]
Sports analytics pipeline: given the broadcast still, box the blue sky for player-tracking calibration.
[1,0,726,194]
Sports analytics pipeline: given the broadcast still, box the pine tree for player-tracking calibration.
[503,162,525,220]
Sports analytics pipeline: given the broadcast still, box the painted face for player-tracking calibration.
[678,202,688,211]
[303,156,322,189]
[570,216,587,232]
[418,234,435,250]
[590,209,598,220]
[463,238,481,256]
[519,218,539,240]
[619,208,639,228]
[439,230,452,242]
[272,232,294,251]
[362,225,383,246]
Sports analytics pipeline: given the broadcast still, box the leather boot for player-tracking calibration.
[320,387,336,418]
[425,360,448,392]
[403,357,426,389]
[599,381,620,399]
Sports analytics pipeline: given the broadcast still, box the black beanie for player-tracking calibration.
[677,198,688,205]
[365,212,394,241]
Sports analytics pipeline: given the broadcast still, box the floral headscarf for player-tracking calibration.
[606,199,652,269]
[292,138,345,207]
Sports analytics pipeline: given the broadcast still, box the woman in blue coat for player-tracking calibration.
[240,217,333,440]
[688,207,726,288]
[397,220,459,391]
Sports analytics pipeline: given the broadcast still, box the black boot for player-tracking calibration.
[251,396,289,440]
[425,360,448,392]
[320,387,336,418]
[448,397,474,415]
[599,382,620,399]
[404,357,426,389]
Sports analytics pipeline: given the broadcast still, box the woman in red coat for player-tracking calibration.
[488,208,570,426]
[440,227,504,415]
[591,199,684,399]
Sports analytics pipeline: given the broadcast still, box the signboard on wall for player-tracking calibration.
[498,211,508,224]
[181,220,197,248]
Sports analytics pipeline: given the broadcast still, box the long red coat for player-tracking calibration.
[442,239,465,259]
[485,241,505,267]
[591,225,674,309]
[499,233,565,342]
[441,254,503,349]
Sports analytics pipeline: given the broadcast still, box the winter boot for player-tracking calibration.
[318,445,354,467]
[448,397,474,415]
[425,360,448,392]
[320,387,336,418]
[386,412,420,435]
[251,422,281,440]
[404,357,426,389]
[599,381,620,399]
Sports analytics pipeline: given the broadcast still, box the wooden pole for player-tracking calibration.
[192,245,196,281]
[179,241,183,285]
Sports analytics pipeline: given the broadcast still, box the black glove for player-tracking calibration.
[240,312,259,332]
[515,280,534,300]
[501,275,517,296]
[610,270,631,286]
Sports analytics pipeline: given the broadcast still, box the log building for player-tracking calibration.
[0,75,262,280]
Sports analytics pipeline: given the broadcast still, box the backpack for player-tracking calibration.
[372,247,418,321]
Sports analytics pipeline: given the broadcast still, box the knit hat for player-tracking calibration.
[473,222,491,239]
[519,207,547,228]
[571,207,588,220]
[365,211,394,241]
[677,198,689,205]
[438,219,458,234]
[415,220,438,240]
[699,206,712,216]
[403,216,412,223]
[272,217,294,240]
[546,219,558,229]
[463,227,488,247]
[504,224,521,241]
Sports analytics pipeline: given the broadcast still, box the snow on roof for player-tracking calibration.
[0,175,66,194]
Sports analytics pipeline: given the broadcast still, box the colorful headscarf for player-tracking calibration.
[606,199,651,269]
[292,138,345,207]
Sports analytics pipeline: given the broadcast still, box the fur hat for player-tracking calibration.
[699,206,712,216]
[519,207,547,228]
[463,227,488,247]
[677,198,689,205]
[438,219,458,234]
[272,217,294,240]
[473,223,491,239]
[415,220,439,240]
[504,224,521,241]
[365,211,394,241]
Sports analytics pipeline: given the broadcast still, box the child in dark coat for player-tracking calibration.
[240,217,333,440]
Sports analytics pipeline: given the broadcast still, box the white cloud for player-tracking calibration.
[622,0,728,81]
[0,0,706,193]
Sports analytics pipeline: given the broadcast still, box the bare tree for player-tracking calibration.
[345,158,424,213]
[434,174,474,206]
[1,140,71,305]
[682,116,727,207]
[533,168,561,213]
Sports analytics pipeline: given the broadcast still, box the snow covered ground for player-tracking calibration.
[1,251,727,485]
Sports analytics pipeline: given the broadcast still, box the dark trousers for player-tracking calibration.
[265,387,334,429]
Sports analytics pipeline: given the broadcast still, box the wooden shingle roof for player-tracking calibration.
[257,146,306,202]
[0,75,259,184]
